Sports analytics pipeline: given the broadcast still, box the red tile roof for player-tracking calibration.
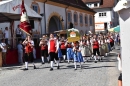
[49,0,96,13]
[82,0,114,8]
[82,0,100,3]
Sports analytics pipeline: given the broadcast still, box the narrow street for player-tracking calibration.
[0,47,120,86]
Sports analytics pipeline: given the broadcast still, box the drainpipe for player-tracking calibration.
[65,6,69,29]
[44,0,47,34]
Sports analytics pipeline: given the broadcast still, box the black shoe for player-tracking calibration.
[57,66,60,69]
[34,66,36,69]
[24,68,28,70]
[95,61,97,63]
[74,68,77,70]
[50,68,53,71]
[42,62,45,64]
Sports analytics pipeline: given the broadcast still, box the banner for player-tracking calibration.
[67,28,80,42]
[19,0,32,35]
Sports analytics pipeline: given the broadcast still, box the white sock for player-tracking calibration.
[94,56,97,61]
[63,55,66,60]
[50,61,53,68]
[79,62,82,68]
[74,62,77,69]
[25,62,28,68]
[83,57,86,62]
[41,56,44,63]
[32,62,35,66]
[47,57,49,62]
[105,53,108,56]
[68,60,70,63]
[56,60,59,66]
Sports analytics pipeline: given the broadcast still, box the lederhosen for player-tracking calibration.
[41,44,48,58]
[110,38,114,48]
[24,42,34,62]
[93,40,100,56]
[49,39,59,61]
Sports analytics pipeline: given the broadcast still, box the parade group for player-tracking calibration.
[20,32,119,71]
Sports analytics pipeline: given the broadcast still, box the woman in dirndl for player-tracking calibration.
[80,36,87,63]
[104,36,110,57]
[98,36,105,61]
[73,41,83,70]
[66,42,73,63]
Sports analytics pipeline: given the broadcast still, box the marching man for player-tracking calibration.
[48,33,60,71]
[22,35,36,70]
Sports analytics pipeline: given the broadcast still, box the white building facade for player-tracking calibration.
[83,0,119,32]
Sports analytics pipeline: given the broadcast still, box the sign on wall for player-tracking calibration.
[95,22,104,31]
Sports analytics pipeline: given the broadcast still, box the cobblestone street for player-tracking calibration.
[0,48,120,86]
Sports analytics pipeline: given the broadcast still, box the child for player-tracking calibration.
[73,41,83,70]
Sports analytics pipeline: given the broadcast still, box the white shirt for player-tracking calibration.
[17,44,23,52]
[1,43,7,52]
[4,30,9,38]
[48,38,59,52]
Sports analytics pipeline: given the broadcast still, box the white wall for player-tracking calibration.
[94,8,119,29]
[45,4,66,33]
[119,7,130,86]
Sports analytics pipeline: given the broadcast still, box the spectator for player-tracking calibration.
[3,27,9,44]
[15,25,22,42]
[1,39,7,66]
[17,40,23,65]
[117,53,122,86]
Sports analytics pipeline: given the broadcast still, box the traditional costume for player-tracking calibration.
[92,39,100,63]
[40,40,49,64]
[59,39,67,61]
[48,37,59,71]
[23,40,36,70]
[66,42,73,63]
[73,42,83,70]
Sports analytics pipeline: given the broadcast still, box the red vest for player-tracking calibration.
[50,40,56,52]
[110,38,114,43]
[60,42,66,49]
[93,41,99,49]
[25,43,33,53]
[41,45,48,50]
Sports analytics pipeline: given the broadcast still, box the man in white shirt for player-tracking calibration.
[17,40,23,65]
[4,27,9,44]
[1,39,7,66]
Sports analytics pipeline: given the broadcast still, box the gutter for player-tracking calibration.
[44,0,48,34]
[65,5,69,29]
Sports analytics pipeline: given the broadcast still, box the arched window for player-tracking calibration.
[31,1,40,14]
[67,10,72,23]
[79,13,83,26]
[74,12,78,25]
[85,14,88,26]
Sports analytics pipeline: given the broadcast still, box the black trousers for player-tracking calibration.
[61,49,66,55]
[16,34,21,42]
[49,52,59,61]
[41,50,48,58]
[93,48,100,56]
[24,52,34,62]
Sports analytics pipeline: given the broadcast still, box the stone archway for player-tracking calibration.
[47,12,64,33]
